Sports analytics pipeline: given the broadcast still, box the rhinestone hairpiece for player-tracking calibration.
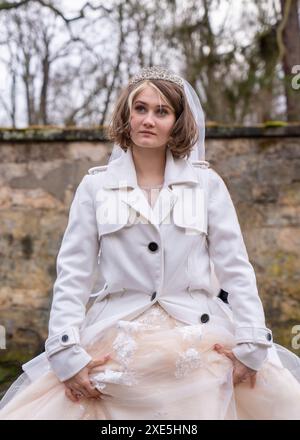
[128,66,184,88]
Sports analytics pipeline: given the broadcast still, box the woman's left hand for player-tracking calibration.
[214,344,257,388]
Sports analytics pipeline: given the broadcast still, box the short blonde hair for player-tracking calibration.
[107,79,199,159]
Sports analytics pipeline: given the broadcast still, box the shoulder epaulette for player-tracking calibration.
[88,165,108,175]
[191,160,210,169]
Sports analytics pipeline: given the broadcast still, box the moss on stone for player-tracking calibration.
[0,347,36,366]
[0,126,107,142]
[0,348,39,397]
[0,124,299,141]
[263,120,288,128]
[0,363,21,385]
[266,251,298,278]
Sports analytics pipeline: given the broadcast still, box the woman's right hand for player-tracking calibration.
[64,354,111,402]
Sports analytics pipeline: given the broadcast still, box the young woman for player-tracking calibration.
[0,66,300,419]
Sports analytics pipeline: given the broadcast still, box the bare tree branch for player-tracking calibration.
[0,1,113,19]
[0,1,30,11]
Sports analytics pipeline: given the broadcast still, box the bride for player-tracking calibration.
[1,66,300,419]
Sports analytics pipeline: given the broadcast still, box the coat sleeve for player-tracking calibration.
[207,169,272,368]
[232,342,268,371]
[44,174,99,381]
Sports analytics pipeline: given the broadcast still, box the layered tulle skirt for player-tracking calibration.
[1,303,300,420]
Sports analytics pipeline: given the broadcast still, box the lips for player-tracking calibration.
[139,131,156,135]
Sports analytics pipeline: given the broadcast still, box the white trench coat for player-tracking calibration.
[24,147,279,382]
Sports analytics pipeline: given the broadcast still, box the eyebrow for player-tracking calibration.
[134,100,172,110]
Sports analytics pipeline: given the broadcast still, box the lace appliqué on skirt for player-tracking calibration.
[175,348,203,379]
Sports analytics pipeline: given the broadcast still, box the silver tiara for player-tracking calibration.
[128,66,184,88]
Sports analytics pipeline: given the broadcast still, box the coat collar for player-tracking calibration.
[102,147,199,190]
[99,147,202,227]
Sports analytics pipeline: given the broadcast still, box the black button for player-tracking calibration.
[61,334,69,342]
[218,289,229,304]
[200,313,210,323]
[151,291,157,301]
[266,333,272,341]
[148,242,159,252]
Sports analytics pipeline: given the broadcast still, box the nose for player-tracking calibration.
[142,111,155,127]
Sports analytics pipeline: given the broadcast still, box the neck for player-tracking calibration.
[130,145,167,185]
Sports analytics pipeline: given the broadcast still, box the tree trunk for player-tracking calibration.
[279,0,300,121]
[39,53,50,125]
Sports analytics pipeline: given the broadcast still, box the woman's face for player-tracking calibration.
[129,85,176,151]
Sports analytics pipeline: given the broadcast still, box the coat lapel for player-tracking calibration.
[100,147,203,228]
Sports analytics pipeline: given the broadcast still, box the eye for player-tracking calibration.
[134,105,169,116]
[134,105,145,112]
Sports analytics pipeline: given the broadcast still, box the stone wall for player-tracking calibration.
[0,125,299,395]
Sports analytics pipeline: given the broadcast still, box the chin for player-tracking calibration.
[134,142,160,149]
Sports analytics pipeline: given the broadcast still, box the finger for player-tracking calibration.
[213,344,228,355]
[66,385,87,399]
[234,377,245,386]
[232,374,239,386]
[88,354,111,369]
[85,387,103,399]
[250,374,256,389]
[65,388,78,403]
[73,386,90,399]
[218,348,236,362]
[232,371,247,386]
[224,351,236,362]
[214,345,235,361]
[82,380,104,399]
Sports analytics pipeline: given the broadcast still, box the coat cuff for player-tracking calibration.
[45,327,81,357]
[48,345,92,381]
[235,326,273,346]
[232,343,269,371]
